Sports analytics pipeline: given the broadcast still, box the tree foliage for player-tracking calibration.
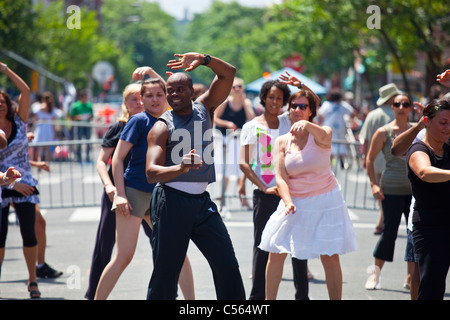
[101,0,177,85]
[33,2,121,90]
[178,1,266,83]
[1,0,449,99]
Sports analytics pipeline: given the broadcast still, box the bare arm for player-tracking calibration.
[243,98,256,120]
[366,128,386,200]
[0,130,7,149]
[167,53,236,112]
[391,118,425,156]
[290,120,332,148]
[409,151,450,183]
[279,71,321,106]
[146,121,202,184]
[0,167,21,185]
[97,147,116,202]
[132,66,166,84]
[274,135,295,215]
[112,139,133,216]
[436,69,450,88]
[1,62,30,122]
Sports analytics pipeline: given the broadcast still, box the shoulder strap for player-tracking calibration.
[285,134,292,154]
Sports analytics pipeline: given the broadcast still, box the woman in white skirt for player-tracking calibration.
[259,74,358,300]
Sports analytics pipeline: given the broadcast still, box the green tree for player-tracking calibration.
[101,0,177,86]
[0,0,39,87]
[241,0,449,101]
[362,0,450,96]
[179,1,266,84]
[33,2,122,90]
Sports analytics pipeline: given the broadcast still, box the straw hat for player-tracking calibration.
[376,83,402,106]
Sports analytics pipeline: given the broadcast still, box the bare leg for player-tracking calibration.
[94,213,141,300]
[178,256,195,300]
[409,262,420,300]
[320,254,342,300]
[24,245,39,297]
[35,205,46,265]
[265,252,287,300]
[374,173,384,234]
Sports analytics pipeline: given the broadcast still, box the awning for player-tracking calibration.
[246,67,327,95]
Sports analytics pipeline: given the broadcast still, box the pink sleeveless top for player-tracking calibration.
[284,133,338,198]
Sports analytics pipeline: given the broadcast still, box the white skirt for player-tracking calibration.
[259,186,358,260]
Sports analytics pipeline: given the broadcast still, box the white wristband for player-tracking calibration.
[0,63,7,72]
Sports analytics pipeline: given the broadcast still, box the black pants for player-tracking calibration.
[250,190,309,300]
[84,190,152,300]
[413,224,450,300]
[147,184,245,300]
[0,202,37,248]
[374,194,411,262]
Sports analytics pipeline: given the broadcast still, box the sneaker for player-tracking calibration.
[36,262,63,279]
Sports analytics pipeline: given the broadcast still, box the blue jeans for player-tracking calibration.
[75,125,91,162]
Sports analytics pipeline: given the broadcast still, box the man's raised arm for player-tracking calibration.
[167,52,236,112]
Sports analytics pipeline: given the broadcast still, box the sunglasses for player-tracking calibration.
[233,85,243,89]
[393,102,411,108]
[290,103,309,110]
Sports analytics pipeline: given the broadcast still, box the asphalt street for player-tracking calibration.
[1,202,449,301]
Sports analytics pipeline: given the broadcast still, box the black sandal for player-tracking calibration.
[28,282,41,299]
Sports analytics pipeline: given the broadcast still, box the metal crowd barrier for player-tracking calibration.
[27,130,378,212]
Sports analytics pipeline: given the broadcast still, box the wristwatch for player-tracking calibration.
[0,63,7,72]
[202,54,211,66]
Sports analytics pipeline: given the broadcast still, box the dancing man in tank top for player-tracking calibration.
[145,53,245,300]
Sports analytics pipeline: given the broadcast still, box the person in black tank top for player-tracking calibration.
[407,99,450,300]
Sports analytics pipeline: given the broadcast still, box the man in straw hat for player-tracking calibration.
[360,83,402,235]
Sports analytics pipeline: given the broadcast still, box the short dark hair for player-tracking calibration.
[259,80,290,108]
[326,88,342,102]
[0,91,15,122]
[423,98,450,120]
[288,90,317,122]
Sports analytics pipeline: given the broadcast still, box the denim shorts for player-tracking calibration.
[404,229,417,262]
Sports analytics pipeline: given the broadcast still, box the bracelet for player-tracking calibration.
[2,174,6,184]
[0,63,7,72]
[298,82,303,89]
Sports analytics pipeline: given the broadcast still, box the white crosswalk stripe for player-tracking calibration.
[69,207,101,222]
